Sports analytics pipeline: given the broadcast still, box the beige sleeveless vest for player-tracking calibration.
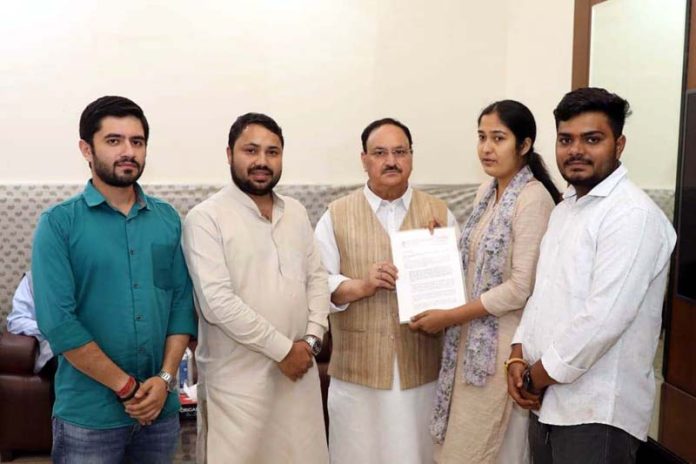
[328,188,447,390]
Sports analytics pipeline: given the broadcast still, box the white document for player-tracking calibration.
[390,227,466,323]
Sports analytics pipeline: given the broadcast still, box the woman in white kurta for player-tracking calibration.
[409,100,560,463]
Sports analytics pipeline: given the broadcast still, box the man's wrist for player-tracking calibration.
[521,361,554,396]
[302,335,322,356]
[360,278,376,297]
[449,307,465,326]
[530,360,556,391]
[115,376,136,397]
[504,357,527,373]
[510,343,524,359]
[117,378,140,403]
[522,367,543,395]
[157,370,177,392]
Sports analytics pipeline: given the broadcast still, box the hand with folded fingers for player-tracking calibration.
[364,261,399,295]
[124,377,168,426]
[426,217,443,234]
[277,341,314,382]
[507,361,542,410]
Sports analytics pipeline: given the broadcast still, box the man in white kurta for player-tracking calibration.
[314,118,457,463]
[315,187,457,463]
[182,113,329,463]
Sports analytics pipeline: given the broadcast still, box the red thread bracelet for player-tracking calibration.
[116,376,136,398]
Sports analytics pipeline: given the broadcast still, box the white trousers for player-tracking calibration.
[328,360,436,464]
[496,404,530,464]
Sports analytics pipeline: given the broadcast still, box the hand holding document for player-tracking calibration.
[390,227,466,324]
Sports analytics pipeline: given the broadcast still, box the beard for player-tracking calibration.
[560,153,619,191]
[231,165,281,196]
[92,153,144,187]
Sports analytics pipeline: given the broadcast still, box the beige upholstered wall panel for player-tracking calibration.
[0,183,487,324]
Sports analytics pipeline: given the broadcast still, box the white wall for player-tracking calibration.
[590,0,686,189]
[506,1,575,186]
[0,0,574,186]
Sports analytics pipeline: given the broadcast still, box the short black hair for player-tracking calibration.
[360,118,413,152]
[228,113,284,149]
[553,87,631,138]
[79,96,149,147]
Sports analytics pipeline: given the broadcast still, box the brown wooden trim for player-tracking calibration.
[572,0,591,89]
[687,2,696,88]
[572,0,612,90]
[575,0,692,88]
[665,296,696,394]
[659,383,696,462]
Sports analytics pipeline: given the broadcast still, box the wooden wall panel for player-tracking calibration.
[660,383,696,462]
[688,1,696,89]
[571,0,609,89]
[572,0,591,89]
[662,4,696,462]
[665,296,696,395]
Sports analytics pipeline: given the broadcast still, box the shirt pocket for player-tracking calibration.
[151,243,176,290]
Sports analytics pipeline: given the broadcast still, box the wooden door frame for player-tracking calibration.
[572,0,609,89]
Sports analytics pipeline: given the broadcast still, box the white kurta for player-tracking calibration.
[314,185,457,464]
[182,183,330,464]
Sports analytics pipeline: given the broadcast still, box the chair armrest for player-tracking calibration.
[0,329,38,375]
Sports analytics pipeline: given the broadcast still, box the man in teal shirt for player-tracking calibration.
[32,96,196,463]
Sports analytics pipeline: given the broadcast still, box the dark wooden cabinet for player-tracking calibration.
[661,87,696,463]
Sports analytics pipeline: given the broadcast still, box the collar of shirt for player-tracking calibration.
[82,180,151,212]
[362,183,412,214]
[562,164,628,201]
[226,181,286,224]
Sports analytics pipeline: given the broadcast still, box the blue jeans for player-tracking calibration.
[52,414,180,464]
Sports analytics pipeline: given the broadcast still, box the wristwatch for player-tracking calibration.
[302,335,323,357]
[157,370,177,392]
[522,367,542,396]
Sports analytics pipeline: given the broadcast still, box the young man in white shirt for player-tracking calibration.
[506,87,676,463]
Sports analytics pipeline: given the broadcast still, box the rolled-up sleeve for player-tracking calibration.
[166,233,197,337]
[32,211,94,354]
[541,207,672,384]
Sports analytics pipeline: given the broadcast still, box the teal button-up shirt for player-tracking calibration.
[32,181,196,429]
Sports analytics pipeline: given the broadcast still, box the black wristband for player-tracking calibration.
[117,380,140,403]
